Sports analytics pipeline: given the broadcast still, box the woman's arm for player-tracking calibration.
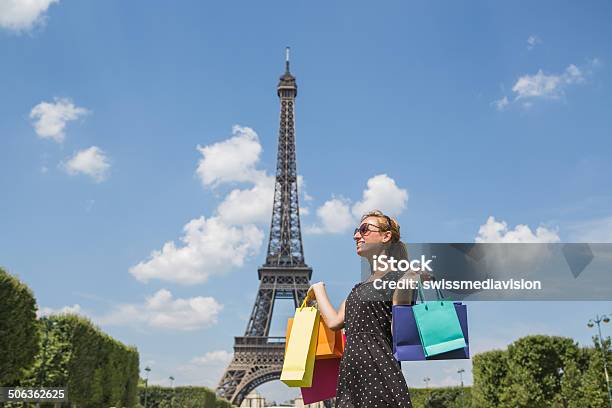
[308,282,346,331]
[393,271,418,305]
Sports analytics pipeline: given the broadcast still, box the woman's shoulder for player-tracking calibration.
[381,268,405,281]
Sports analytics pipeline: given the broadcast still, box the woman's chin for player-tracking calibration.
[357,249,371,258]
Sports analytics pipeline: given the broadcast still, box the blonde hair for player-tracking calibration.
[360,210,408,262]
[360,209,401,243]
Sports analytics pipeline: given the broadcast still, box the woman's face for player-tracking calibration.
[353,216,392,257]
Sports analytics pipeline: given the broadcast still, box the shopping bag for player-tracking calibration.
[315,318,344,359]
[392,302,469,361]
[285,317,344,359]
[392,304,426,361]
[412,282,466,357]
[300,357,341,404]
[280,299,320,387]
[286,317,342,402]
[430,302,469,360]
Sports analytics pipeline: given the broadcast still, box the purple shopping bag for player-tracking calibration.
[301,357,341,404]
[392,302,469,361]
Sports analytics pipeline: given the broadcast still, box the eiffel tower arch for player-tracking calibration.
[216,49,323,406]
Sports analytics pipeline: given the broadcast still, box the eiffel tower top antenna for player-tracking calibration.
[265,46,305,266]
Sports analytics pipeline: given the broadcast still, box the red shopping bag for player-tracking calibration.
[301,357,341,404]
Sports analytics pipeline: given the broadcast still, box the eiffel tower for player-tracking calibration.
[216,48,316,406]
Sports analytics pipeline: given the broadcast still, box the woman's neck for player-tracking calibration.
[366,253,389,281]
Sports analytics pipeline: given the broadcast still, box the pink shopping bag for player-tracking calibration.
[301,357,341,404]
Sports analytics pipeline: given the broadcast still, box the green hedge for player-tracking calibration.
[19,314,140,408]
[472,334,612,408]
[138,385,234,408]
[0,267,40,386]
[137,385,463,408]
[408,386,472,408]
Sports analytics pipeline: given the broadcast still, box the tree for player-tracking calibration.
[0,267,40,386]
[424,387,470,408]
[557,360,586,407]
[580,336,612,408]
[498,335,581,408]
[471,350,508,408]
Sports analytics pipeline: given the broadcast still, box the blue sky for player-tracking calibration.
[2,0,612,403]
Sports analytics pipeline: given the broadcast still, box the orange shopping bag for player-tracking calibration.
[286,317,344,359]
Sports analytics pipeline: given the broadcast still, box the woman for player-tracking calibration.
[306,210,418,408]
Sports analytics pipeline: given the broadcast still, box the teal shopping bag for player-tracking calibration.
[412,281,466,357]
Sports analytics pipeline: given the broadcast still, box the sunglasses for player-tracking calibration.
[354,215,394,236]
[354,223,381,236]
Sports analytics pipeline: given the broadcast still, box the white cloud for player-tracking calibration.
[474,217,560,282]
[196,126,306,225]
[0,0,59,32]
[306,197,353,234]
[133,125,314,285]
[306,174,408,235]
[98,289,222,331]
[129,216,264,285]
[513,69,563,99]
[37,303,82,318]
[475,216,560,243]
[564,64,585,84]
[164,350,235,389]
[216,174,275,225]
[297,174,312,203]
[494,60,598,110]
[174,362,225,388]
[196,125,263,186]
[133,126,273,285]
[493,96,509,111]
[351,174,409,218]
[306,199,350,234]
[61,146,110,183]
[512,64,584,100]
[29,97,88,143]
[526,35,541,50]
[191,350,233,365]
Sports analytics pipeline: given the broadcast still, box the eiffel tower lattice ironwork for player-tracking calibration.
[216,49,320,406]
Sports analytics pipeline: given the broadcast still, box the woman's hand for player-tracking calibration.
[310,281,325,293]
[305,282,346,331]
[420,271,434,281]
[306,282,325,303]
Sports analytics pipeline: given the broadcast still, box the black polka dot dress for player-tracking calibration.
[335,270,412,407]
